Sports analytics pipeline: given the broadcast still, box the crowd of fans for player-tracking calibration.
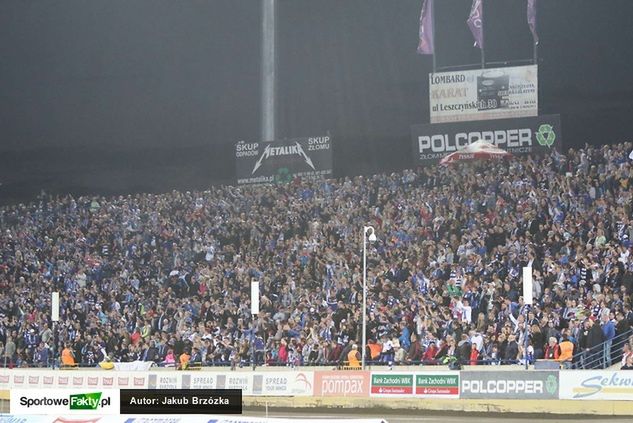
[1,142,633,370]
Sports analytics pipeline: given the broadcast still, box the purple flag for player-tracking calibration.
[527,0,539,45]
[417,0,434,55]
[467,0,484,49]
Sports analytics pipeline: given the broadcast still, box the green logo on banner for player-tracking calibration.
[275,167,292,184]
[69,392,103,410]
[536,124,556,148]
[545,375,558,395]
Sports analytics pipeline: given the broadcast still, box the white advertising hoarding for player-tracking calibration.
[559,371,633,401]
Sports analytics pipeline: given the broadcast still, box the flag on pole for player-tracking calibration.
[527,0,539,45]
[467,0,484,49]
[417,0,434,55]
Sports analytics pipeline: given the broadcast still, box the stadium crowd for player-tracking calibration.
[1,142,633,370]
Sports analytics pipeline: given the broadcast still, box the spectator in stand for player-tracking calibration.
[621,354,633,370]
[586,317,606,369]
[557,335,575,368]
[61,343,75,366]
[3,337,15,367]
[544,337,560,360]
[367,339,382,363]
[406,334,423,363]
[505,334,519,364]
[35,341,49,367]
[347,344,361,368]
[422,340,438,364]
[163,348,176,367]
[469,344,479,365]
[177,351,191,370]
[601,312,616,367]
[380,336,394,364]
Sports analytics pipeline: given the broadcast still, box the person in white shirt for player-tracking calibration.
[461,299,472,324]
[470,330,483,352]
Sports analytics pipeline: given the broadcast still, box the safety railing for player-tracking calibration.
[569,329,632,370]
[0,357,525,369]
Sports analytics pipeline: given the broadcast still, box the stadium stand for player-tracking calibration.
[1,143,632,370]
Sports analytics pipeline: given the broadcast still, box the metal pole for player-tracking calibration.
[431,0,437,73]
[262,0,276,142]
[251,319,256,370]
[524,306,530,370]
[533,42,538,66]
[480,0,485,69]
[52,322,56,369]
[362,229,367,370]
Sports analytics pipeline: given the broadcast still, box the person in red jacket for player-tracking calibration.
[422,341,438,364]
[544,336,560,360]
[469,344,480,365]
[278,340,289,364]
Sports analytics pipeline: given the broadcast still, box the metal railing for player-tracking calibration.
[6,334,631,370]
[569,329,632,370]
[0,357,523,369]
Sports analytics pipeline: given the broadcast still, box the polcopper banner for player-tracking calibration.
[411,114,561,165]
[430,65,538,123]
[235,135,332,185]
[460,371,559,399]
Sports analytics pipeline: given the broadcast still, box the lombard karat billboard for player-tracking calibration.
[430,65,538,123]
[235,135,332,185]
[411,114,561,165]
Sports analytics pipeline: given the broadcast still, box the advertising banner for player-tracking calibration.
[181,373,218,390]
[559,371,633,401]
[414,372,459,398]
[147,373,179,390]
[235,135,332,185]
[215,373,253,396]
[460,371,559,399]
[252,372,314,396]
[314,371,370,397]
[411,114,561,165]
[0,371,148,390]
[429,65,538,123]
[369,373,413,397]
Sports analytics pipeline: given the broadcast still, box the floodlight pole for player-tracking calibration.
[262,0,276,142]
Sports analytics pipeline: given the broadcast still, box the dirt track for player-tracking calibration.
[242,408,633,423]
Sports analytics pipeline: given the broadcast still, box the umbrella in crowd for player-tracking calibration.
[440,140,511,165]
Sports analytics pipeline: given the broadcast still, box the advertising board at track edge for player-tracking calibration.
[2,370,633,401]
